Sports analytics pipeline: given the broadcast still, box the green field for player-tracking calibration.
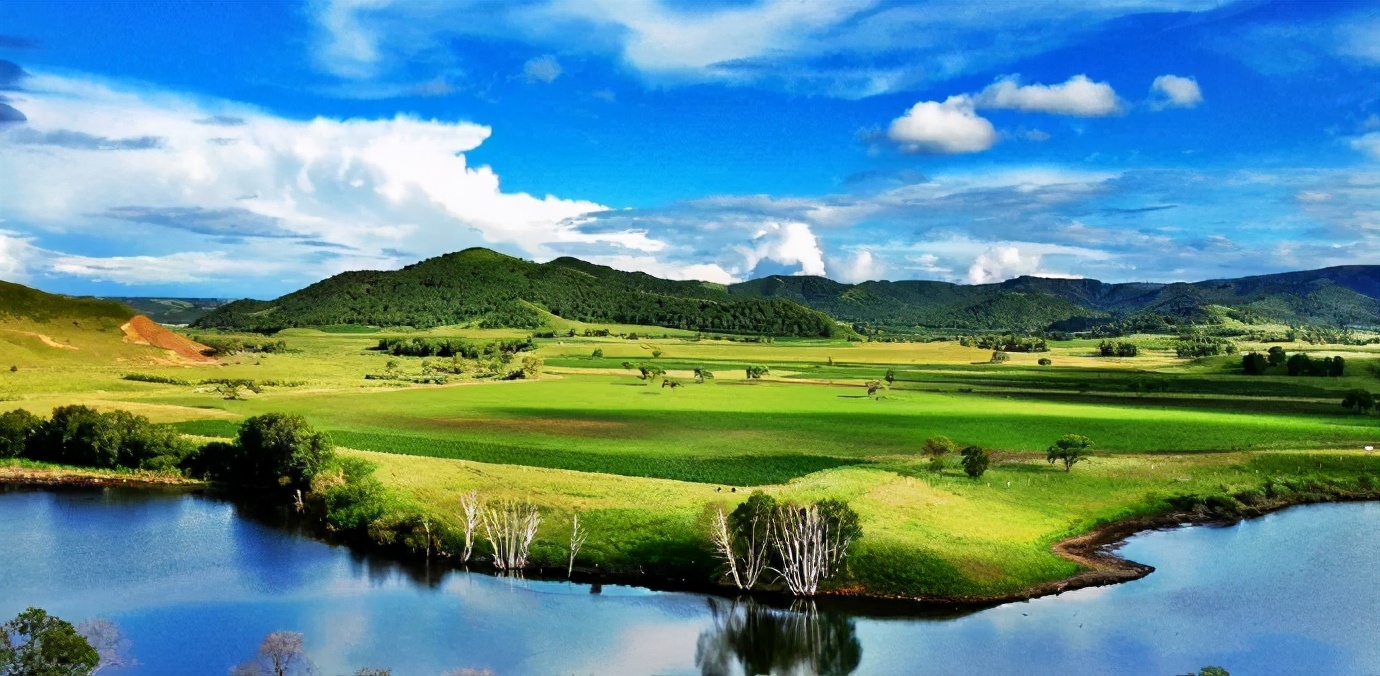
[4,313,1380,599]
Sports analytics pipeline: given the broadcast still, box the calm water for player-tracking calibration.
[1,488,1377,675]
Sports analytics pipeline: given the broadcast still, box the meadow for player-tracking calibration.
[3,316,1380,599]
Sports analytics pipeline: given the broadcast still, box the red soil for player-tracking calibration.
[121,315,217,363]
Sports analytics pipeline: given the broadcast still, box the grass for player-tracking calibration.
[6,314,1380,598]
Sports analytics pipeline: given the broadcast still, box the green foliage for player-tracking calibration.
[1197,668,1230,676]
[1037,357,1052,366]
[989,350,1010,363]
[922,436,955,458]
[376,336,533,359]
[0,607,99,676]
[1241,352,1268,375]
[745,365,770,379]
[191,414,334,489]
[729,491,778,542]
[122,373,192,385]
[0,279,133,324]
[590,348,604,359]
[1267,346,1287,365]
[1341,390,1376,415]
[1098,340,1138,357]
[22,406,191,470]
[194,248,839,337]
[0,409,41,459]
[313,456,388,532]
[1047,434,1093,472]
[1286,353,1345,377]
[191,334,287,356]
[1176,336,1236,358]
[693,368,715,383]
[960,445,989,478]
[960,335,1048,352]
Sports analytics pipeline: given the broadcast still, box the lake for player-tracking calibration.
[1,487,1376,675]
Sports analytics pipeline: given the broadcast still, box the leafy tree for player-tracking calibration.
[1197,668,1230,676]
[651,349,663,359]
[0,607,99,676]
[637,365,665,381]
[232,631,312,676]
[865,380,886,398]
[745,365,770,379]
[922,436,955,458]
[989,351,1009,363]
[211,414,335,489]
[0,409,41,459]
[1342,390,1376,415]
[590,348,603,359]
[1267,346,1286,366]
[883,369,895,385]
[960,445,989,478]
[519,356,542,379]
[1241,352,1267,375]
[693,368,715,383]
[1037,357,1052,366]
[1047,434,1093,472]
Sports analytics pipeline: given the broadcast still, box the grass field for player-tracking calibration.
[4,315,1380,599]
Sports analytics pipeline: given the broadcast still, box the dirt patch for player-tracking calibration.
[424,415,636,438]
[4,330,79,350]
[121,315,216,363]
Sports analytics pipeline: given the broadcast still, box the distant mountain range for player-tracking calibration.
[728,266,1380,332]
[8,249,1376,336]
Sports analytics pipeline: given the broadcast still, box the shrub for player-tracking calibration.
[960,446,989,478]
[1241,352,1267,375]
[1037,358,1052,366]
[193,414,334,489]
[989,351,1009,363]
[590,348,604,359]
[313,457,388,532]
[25,406,191,470]
[1098,340,1138,357]
[922,436,955,458]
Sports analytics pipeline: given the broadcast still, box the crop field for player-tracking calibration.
[5,318,1380,598]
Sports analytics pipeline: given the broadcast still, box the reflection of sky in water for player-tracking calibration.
[1,489,1377,675]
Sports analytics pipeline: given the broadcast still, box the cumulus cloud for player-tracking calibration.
[1149,74,1203,109]
[522,55,563,83]
[966,242,1107,283]
[887,95,996,155]
[975,75,1121,117]
[828,249,885,283]
[740,221,827,278]
[1352,132,1380,160]
[0,71,631,292]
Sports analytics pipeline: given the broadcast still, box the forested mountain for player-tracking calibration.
[104,297,225,325]
[728,266,1380,332]
[193,248,841,337]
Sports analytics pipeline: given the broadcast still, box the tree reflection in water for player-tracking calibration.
[695,597,862,676]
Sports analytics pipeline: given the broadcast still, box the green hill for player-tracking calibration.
[0,280,135,324]
[104,297,225,325]
[194,248,841,337]
[728,267,1380,332]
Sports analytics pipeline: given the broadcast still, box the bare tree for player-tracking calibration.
[769,504,830,596]
[481,501,542,570]
[233,631,313,676]
[76,617,133,674]
[459,490,480,562]
[567,512,588,578]
[709,506,743,589]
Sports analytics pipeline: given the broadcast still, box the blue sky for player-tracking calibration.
[0,0,1377,298]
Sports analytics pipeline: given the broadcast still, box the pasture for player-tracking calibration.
[4,320,1380,598]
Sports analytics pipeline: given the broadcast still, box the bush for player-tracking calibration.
[25,406,191,470]
[192,414,334,488]
[313,456,388,532]
[1037,358,1052,366]
[1241,352,1267,375]
[1098,340,1138,357]
[960,446,989,478]
[590,348,604,359]
[922,436,955,458]
[989,351,1009,363]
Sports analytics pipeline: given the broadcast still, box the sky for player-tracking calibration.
[0,0,1378,298]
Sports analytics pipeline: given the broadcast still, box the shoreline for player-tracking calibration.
[3,468,1375,615]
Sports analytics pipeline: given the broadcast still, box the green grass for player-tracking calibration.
[11,318,1380,599]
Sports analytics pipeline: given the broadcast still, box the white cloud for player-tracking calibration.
[740,221,827,277]
[1149,74,1203,109]
[975,75,1121,117]
[0,230,36,281]
[887,95,997,154]
[522,55,563,83]
[828,249,885,283]
[1351,132,1380,161]
[968,245,1078,284]
[0,71,633,291]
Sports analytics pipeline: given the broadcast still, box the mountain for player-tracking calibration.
[193,248,842,337]
[104,297,227,325]
[0,280,213,363]
[728,266,1380,332]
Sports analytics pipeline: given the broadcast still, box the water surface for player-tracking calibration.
[1,488,1376,675]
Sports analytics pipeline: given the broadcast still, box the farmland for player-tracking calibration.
[4,316,1380,600]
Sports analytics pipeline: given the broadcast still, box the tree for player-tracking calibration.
[590,348,603,359]
[883,369,895,385]
[1197,668,1230,676]
[233,631,312,676]
[1047,434,1093,472]
[1037,358,1052,366]
[864,380,886,398]
[1267,346,1286,366]
[989,351,1009,363]
[75,618,131,674]
[519,356,542,379]
[651,349,663,359]
[568,512,588,578]
[922,436,955,458]
[0,409,41,459]
[0,607,99,676]
[960,446,989,478]
[1342,390,1376,415]
[693,368,715,383]
[745,365,770,379]
[727,492,777,590]
[1241,352,1267,375]
[1330,355,1346,377]
[235,414,334,489]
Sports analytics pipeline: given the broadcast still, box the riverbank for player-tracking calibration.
[0,460,203,488]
